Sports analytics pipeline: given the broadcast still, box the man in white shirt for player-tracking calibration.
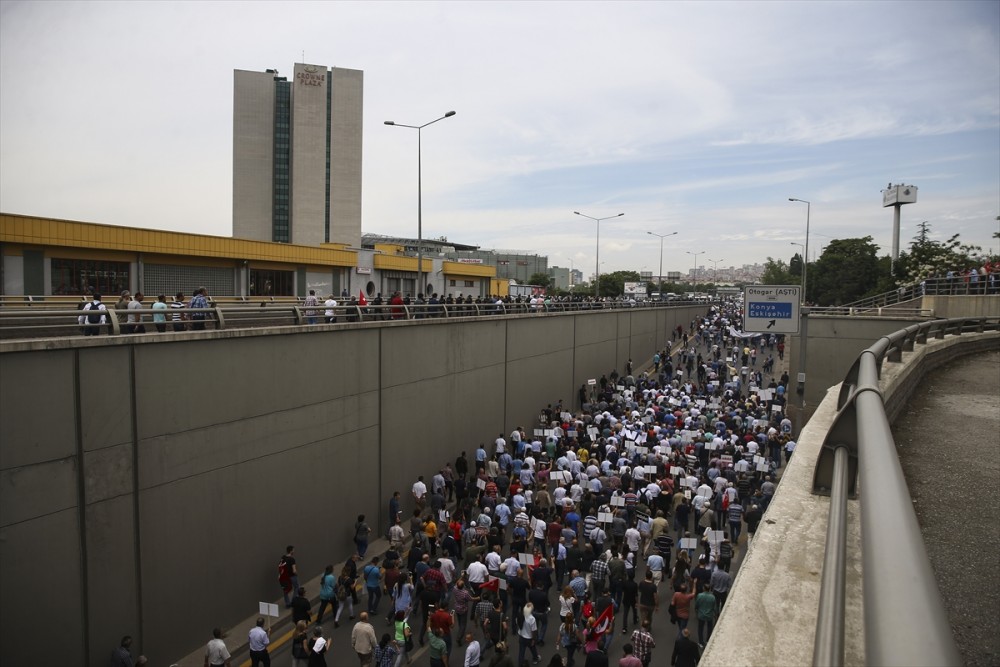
[517,602,540,665]
[463,634,481,667]
[412,476,427,510]
[467,556,489,591]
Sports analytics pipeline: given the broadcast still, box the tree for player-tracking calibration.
[760,257,793,286]
[527,272,552,289]
[807,236,892,305]
[789,253,803,279]
[892,222,987,284]
[597,270,640,297]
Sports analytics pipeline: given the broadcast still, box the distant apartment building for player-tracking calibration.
[233,63,363,248]
[548,266,572,290]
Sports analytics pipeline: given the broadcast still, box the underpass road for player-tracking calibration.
[893,350,1000,667]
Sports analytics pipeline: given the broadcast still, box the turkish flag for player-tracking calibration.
[358,290,368,306]
[481,577,500,592]
[593,603,614,638]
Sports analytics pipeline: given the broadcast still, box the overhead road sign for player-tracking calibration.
[743,285,801,334]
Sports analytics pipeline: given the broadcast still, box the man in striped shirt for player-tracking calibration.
[170,292,186,331]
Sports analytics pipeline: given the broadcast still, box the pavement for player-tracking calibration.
[177,316,792,667]
[892,349,1000,667]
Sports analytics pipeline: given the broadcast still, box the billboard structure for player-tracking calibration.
[882,183,918,261]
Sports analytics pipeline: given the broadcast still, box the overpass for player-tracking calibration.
[1,295,997,666]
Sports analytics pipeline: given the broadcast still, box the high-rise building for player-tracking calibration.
[233,63,363,247]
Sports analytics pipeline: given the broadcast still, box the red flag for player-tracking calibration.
[481,577,500,592]
[358,290,368,306]
[593,603,614,638]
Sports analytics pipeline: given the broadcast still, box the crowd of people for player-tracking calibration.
[115,300,791,667]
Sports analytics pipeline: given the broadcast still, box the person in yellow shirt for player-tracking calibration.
[423,516,439,557]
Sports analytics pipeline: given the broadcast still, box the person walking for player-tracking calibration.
[352,612,378,667]
[355,515,372,558]
[248,617,271,667]
[204,627,231,667]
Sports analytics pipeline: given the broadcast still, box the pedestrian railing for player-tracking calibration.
[810,316,999,667]
[0,298,711,339]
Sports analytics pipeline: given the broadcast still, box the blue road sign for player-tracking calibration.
[748,302,793,319]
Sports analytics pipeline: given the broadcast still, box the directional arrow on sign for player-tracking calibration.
[767,319,776,329]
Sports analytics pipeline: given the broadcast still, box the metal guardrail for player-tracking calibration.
[836,274,999,312]
[810,316,999,667]
[0,298,709,340]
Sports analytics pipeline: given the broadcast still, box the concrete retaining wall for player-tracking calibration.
[0,305,702,666]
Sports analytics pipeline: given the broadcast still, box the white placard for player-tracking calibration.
[519,553,534,565]
[616,384,626,391]
[679,538,699,550]
[588,378,597,385]
[636,446,648,455]
[644,465,657,475]
[772,404,783,413]
[636,432,648,444]
[567,430,577,438]
[754,455,764,464]
[533,429,545,437]
[551,471,569,483]
[720,455,733,464]
[610,495,625,507]
[707,530,725,544]
[477,478,487,490]
[259,601,279,618]
[696,399,706,407]
[756,462,770,472]
[682,478,697,489]
[642,415,652,424]
[705,441,718,451]
[598,512,615,524]
[683,489,692,499]
[588,427,599,439]
[670,466,684,476]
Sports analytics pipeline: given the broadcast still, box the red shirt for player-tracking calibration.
[430,608,453,633]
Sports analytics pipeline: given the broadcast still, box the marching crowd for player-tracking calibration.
[176,301,795,667]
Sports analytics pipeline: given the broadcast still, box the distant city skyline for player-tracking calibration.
[1,1,997,274]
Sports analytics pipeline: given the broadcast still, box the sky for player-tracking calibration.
[1,0,998,278]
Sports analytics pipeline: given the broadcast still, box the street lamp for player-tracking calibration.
[686,250,704,290]
[788,198,811,303]
[384,110,456,297]
[575,211,624,298]
[708,257,724,282]
[647,230,678,299]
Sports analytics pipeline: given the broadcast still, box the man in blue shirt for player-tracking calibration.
[248,617,271,667]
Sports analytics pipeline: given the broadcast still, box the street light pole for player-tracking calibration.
[574,211,624,298]
[708,257,724,282]
[385,110,456,297]
[788,198,811,303]
[686,251,704,291]
[647,231,678,299]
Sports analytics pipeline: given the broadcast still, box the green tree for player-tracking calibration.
[789,253,803,278]
[808,236,891,305]
[597,270,640,297]
[760,257,793,285]
[527,272,552,288]
[893,222,986,284]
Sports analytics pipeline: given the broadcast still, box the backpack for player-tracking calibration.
[87,302,104,324]
[336,581,349,601]
[668,601,678,624]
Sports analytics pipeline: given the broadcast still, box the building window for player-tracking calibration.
[51,258,130,296]
[449,280,456,287]
[366,281,375,296]
[250,269,294,296]
[464,280,475,287]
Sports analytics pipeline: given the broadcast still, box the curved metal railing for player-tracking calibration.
[810,316,999,667]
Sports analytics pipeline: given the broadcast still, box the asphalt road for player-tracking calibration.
[893,349,1000,667]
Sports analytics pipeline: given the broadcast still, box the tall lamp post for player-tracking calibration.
[574,211,624,298]
[647,230,678,299]
[708,257,724,282]
[790,242,805,295]
[788,198,811,303]
[686,250,704,290]
[384,110,456,297]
